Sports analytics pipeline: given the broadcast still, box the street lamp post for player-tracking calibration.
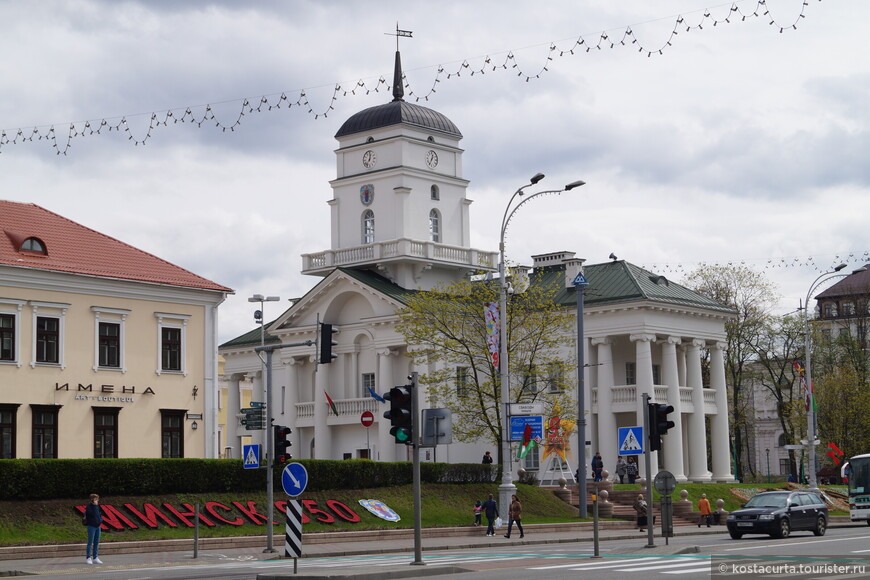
[497,173,585,521]
[803,265,846,489]
[248,293,280,552]
[766,448,770,483]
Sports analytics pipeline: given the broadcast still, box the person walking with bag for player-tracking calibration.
[615,456,627,484]
[633,494,648,532]
[482,493,498,537]
[697,493,712,527]
[504,494,525,539]
[83,493,103,565]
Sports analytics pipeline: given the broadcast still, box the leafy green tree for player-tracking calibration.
[685,264,779,481]
[396,272,575,466]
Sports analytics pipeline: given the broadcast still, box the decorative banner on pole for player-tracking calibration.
[485,302,499,368]
[284,499,302,558]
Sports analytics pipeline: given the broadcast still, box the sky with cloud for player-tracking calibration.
[1,0,867,342]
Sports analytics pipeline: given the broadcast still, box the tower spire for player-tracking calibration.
[385,24,412,102]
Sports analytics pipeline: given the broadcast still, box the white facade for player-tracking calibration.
[219,51,736,482]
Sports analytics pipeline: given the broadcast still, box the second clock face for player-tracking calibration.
[425,149,438,169]
[362,150,376,169]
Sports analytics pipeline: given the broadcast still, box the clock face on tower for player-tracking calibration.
[425,149,439,169]
[362,150,377,169]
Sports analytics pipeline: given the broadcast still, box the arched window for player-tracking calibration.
[430,184,439,200]
[362,210,375,244]
[21,237,46,254]
[777,433,788,447]
[429,209,440,242]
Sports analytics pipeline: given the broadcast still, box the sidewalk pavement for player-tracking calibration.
[0,522,727,578]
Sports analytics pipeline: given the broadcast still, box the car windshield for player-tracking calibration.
[745,494,787,508]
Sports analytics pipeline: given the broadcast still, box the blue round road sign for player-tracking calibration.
[281,462,309,497]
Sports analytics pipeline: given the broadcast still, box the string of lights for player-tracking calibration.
[0,0,819,157]
[639,250,870,277]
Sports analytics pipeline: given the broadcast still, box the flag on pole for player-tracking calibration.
[325,392,339,416]
[793,361,815,412]
[517,423,536,459]
[367,387,386,403]
[826,442,844,466]
[485,302,499,369]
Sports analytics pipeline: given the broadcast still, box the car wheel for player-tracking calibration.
[729,531,743,540]
[773,518,790,539]
[813,516,826,536]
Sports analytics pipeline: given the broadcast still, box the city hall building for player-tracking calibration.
[219,50,736,482]
[0,201,231,459]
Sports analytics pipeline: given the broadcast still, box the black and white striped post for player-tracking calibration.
[285,498,302,571]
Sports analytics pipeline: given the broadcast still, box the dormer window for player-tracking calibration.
[21,237,47,255]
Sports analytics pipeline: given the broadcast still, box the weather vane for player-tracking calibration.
[385,23,412,51]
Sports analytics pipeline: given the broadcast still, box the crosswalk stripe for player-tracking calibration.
[614,560,709,572]
[663,566,714,575]
[530,557,666,570]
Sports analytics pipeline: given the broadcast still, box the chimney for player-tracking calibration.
[564,257,586,289]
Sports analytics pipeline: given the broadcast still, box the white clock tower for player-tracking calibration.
[301,49,497,289]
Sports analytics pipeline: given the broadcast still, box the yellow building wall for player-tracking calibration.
[1,284,212,459]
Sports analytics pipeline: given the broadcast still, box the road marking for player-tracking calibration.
[530,557,666,570]
[614,559,709,572]
[724,534,870,551]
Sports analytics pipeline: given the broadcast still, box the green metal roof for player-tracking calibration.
[220,262,733,348]
[541,260,734,314]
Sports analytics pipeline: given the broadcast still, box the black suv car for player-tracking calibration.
[726,490,828,539]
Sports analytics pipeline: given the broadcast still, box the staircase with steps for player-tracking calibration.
[544,482,721,527]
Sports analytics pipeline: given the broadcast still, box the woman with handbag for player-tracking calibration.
[633,494,648,532]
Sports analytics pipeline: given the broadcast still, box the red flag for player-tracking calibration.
[325,392,339,416]
[522,422,532,446]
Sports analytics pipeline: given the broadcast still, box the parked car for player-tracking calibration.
[726,490,828,539]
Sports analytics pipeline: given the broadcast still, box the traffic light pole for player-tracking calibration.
[255,340,314,555]
[410,372,424,566]
[643,392,655,548]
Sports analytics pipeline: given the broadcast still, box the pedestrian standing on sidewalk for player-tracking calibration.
[615,456,627,484]
[504,494,525,539]
[626,456,639,484]
[84,493,103,565]
[482,493,498,536]
[697,493,712,527]
[591,452,604,482]
[633,494,648,532]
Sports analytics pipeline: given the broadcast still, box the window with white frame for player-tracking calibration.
[521,366,538,399]
[523,443,540,470]
[546,365,563,393]
[430,184,439,200]
[362,209,375,244]
[362,372,376,398]
[456,366,470,397]
[0,299,25,364]
[30,301,69,368]
[843,302,856,316]
[429,209,440,242]
[625,362,636,385]
[92,307,129,371]
[155,313,190,375]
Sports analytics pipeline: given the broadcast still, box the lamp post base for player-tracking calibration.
[498,481,517,522]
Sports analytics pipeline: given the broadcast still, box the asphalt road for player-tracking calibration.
[16,525,870,580]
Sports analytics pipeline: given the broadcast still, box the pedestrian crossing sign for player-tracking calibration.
[243,444,261,469]
[618,426,643,455]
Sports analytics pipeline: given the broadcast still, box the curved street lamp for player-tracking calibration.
[497,174,585,520]
[802,264,867,488]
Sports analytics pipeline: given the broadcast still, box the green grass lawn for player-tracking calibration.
[0,481,846,546]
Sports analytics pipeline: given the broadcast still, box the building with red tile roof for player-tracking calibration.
[1,200,232,459]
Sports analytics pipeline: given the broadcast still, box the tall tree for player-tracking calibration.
[685,265,778,482]
[396,273,575,466]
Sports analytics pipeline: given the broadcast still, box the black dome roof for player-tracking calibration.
[335,100,462,139]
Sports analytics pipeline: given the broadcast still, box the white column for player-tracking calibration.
[226,374,242,459]
[686,339,710,481]
[313,360,332,459]
[709,342,734,481]
[631,333,657,478]
[661,337,686,481]
[284,357,301,457]
[592,338,616,478]
[377,348,396,462]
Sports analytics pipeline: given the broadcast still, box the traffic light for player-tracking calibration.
[647,402,675,451]
[319,322,338,364]
[274,425,292,463]
[383,385,413,444]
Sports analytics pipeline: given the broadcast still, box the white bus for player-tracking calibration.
[847,453,870,524]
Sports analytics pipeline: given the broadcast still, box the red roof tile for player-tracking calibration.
[0,200,232,293]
